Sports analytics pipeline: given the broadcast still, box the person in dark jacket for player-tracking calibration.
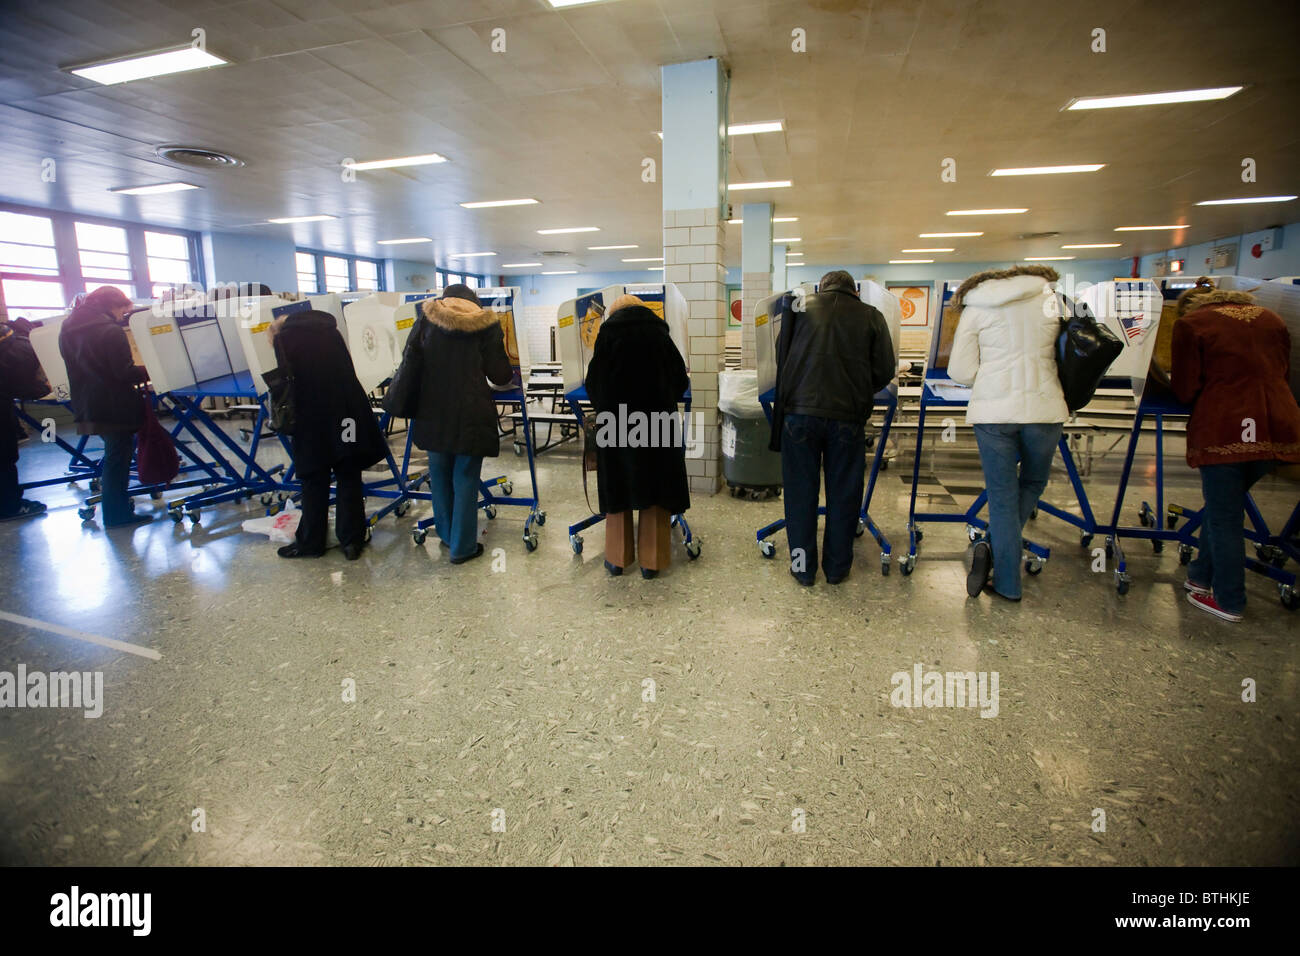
[769,271,895,585]
[1172,285,1300,622]
[585,295,691,579]
[1,316,50,521]
[270,309,389,560]
[57,286,150,528]
[410,285,514,564]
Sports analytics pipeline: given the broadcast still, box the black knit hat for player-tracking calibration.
[442,283,481,306]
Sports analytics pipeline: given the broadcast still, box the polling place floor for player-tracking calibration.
[0,420,1296,866]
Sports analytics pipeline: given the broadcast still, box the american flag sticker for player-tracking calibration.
[1119,316,1147,342]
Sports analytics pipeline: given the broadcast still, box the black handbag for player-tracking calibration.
[381,319,425,418]
[1054,294,1123,413]
[0,323,51,400]
[262,365,296,434]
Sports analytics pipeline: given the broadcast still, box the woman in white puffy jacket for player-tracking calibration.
[947,265,1069,601]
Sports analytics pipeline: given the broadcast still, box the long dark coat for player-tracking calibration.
[584,304,691,515]
[410,296,514,458]
[58,304,145,434]
[271,310,389,476]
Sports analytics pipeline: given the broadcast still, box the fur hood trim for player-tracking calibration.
[422,295,498,332]
[1186,289,1257,311]
[951,264,1059,309]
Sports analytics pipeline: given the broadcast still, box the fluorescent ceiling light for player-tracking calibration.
[902,247,954,253]
[1114,225,1188,231]
[728,121,784,135]
[729,181,792,191]
[588,244,637,250]
[784,252,804,256]
[890,259,933,264]
[1065,87,1242,110]
[622,257,663,262]
[69,46,227,85]
[459,198,538,208]
[449,252,496,258]
[344,154,447,171]
[268,215,335,224]
[990,164,1105,176]
[541,270,577,275]
[946,208,1028,216]
[109,182,198,195]
[1196,195,1297,206]
[547,0,610,7]
[646,267,665,272]
[920,231,983,238]
[537,226,599,234]
[727,216,798,224]
[773,237,801,243]
[1025,256,1075,261]
[502,262,542,268]
[1062,243,1121,249]
[377,237,431,245]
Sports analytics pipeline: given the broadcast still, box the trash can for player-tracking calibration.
[719,370,782,499]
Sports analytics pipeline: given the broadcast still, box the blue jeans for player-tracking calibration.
[973,423,1062,599]
[1188,461,1274,614]
[427,452,482,559]
[780,413,866,582]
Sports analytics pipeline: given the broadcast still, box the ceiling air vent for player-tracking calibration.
[154,145,245,169]
[1017,231,1059,241]
[538,250,570,257]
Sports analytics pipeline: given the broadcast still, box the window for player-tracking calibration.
[295,252,318,294]
[355,258,378,291]
[145,230,194,298]
[75,221,133,285]
[0,211,65,320]
[444,272,462,287]
[465,274,481,290]
[294,249,384,294]
[323,255,350,293]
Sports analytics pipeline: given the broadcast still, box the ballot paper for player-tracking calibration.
[928,381,972,402]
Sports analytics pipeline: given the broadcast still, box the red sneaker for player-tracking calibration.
[1183,578,1211,597]
[1186,591,1242,622]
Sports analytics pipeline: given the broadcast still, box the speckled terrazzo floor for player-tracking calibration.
[1,415,1297,866]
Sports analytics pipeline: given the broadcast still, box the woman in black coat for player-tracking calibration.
[270,309,389,560]
[584,297,690,578]
[410,285,514,564]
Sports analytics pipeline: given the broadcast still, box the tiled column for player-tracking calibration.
[662,58,728,496]
[740,202,772,370]
[772,244,788,296]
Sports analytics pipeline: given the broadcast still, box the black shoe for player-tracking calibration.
[278,542,325,558]
[604,560,623,576]
[640,567,658,579]
[0,500,46,521]
[983,582,1022,603]
[104,512,153,529]
[342,540,366,561]
[966,541,991,597]
[450,543,484,565]
[790,571,814,587]
[826,571,848,585]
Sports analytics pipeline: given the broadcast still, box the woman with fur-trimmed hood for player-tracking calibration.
[410,284,514,563]
[948,264,1069,603]
[1172,281,1300,622]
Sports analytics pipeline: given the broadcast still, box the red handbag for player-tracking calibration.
[135,393,180,486]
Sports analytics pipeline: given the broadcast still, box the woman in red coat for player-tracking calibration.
[1172,286,1300,621]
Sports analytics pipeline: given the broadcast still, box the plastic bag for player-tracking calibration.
[242,500,302,544]
[718,370,766,419]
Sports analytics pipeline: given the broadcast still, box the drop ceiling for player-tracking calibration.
[1,0,1298,273]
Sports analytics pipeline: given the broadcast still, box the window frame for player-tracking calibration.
[295,247,387,294]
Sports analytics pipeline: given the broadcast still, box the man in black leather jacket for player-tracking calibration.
[770,270,895,585]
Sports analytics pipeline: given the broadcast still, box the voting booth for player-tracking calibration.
[342,292,408,394]
[236,294,344,390]
[1075,280,1163,398]
[557,283,689,394]
[479,286,528,388]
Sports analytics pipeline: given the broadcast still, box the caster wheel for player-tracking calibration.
[1280,585,1299,611]
[535,511,546,527]
[485,504,498,520]
[277,491,288,502]
[1025,558,1044,576]
[1080,534,1093,548]
[78,507,95,521]
[773,488,781,498]
[150,491,162,501]
[187,510,201,525]
[729,487,740,498]
[914,528,924,543]
[363,525,373,543]
[513,442,524,457]
[880,556,890,576]
[1178,543,1192,566]
[523,532,538,552]
[759,539,776,559]
[1166,515,1178,530]
[1105,540,1114,560]
[966,525,979,543]
[1138,506,1153,528]
[260,493,272,505]
[395,500,410,517]
[1115,572,1130,596]
[1029,508,1038,520]
[169,509,183,524]
[685,539,701,560]
[90,478,102,492]
[855,518,866,538]
[570,534,583,555]
[900,556,915,576]
[501,481,513,496]
[1152,539,1164,554]
[880,460,889,472]
[412,528,427,546]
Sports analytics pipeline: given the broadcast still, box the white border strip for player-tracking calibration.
[0,610,161,661]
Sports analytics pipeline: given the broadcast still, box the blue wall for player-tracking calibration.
[201,232,297,290]
[1137,221,1300,280]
